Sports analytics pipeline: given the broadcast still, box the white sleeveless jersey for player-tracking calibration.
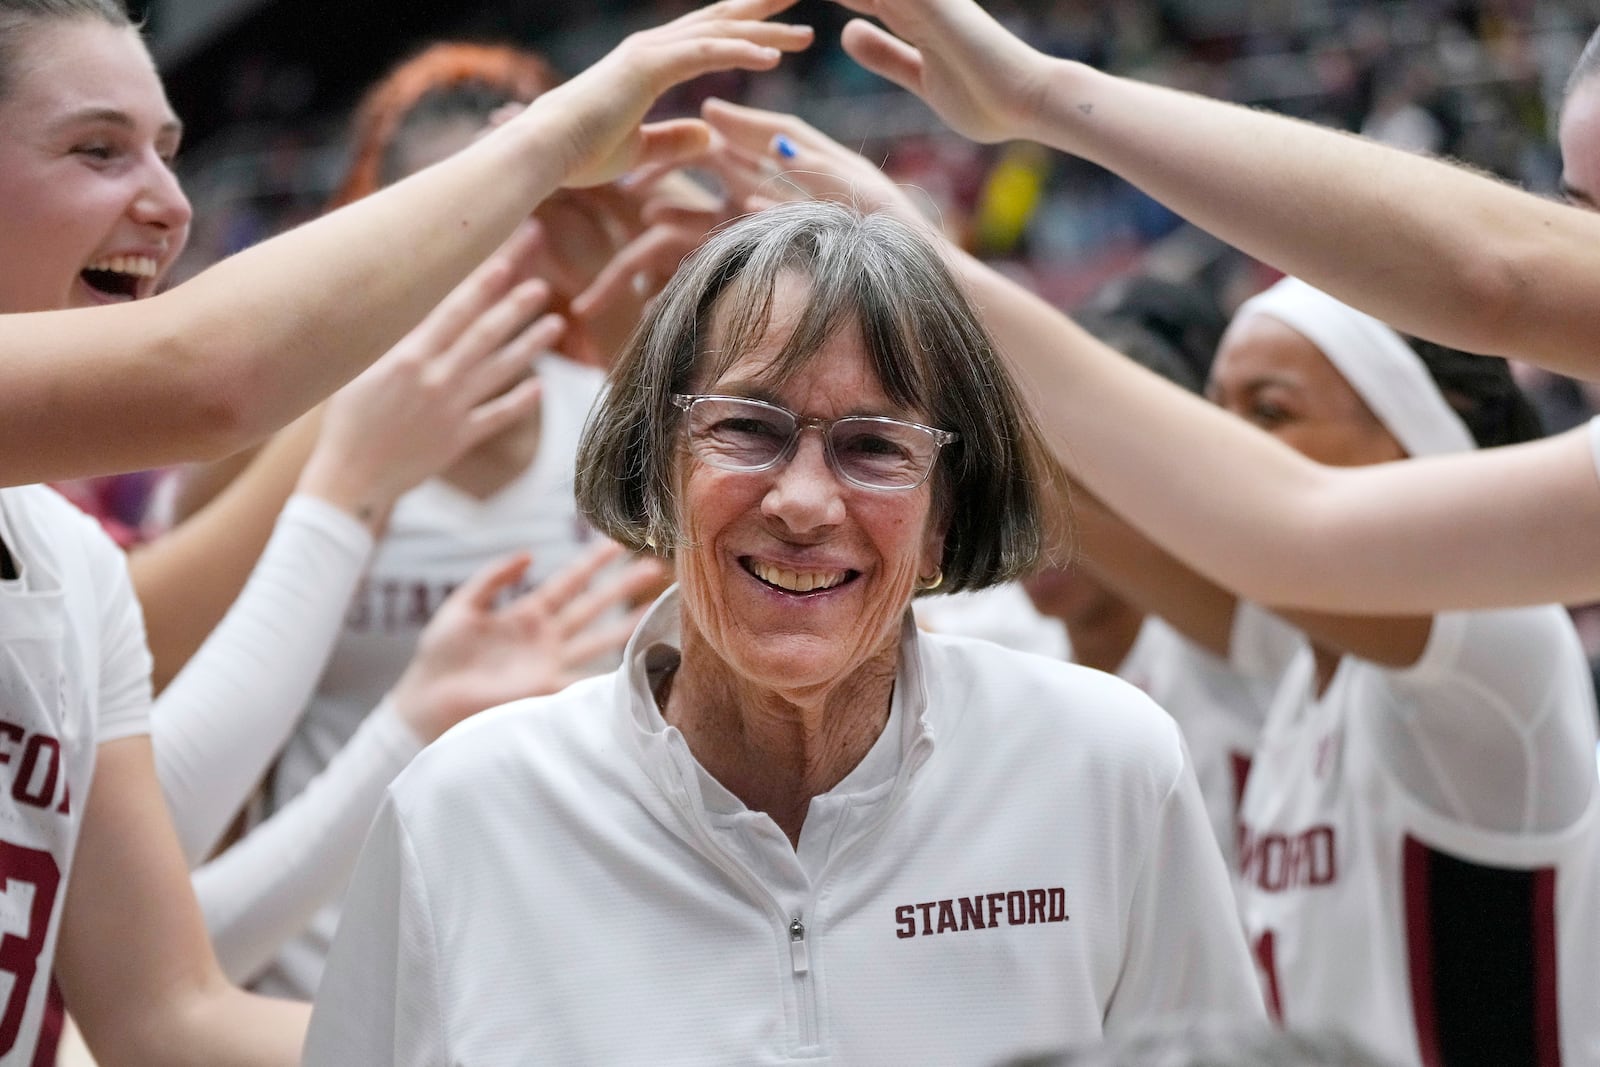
[1237,606,1600,1067]
[256,354,605,998]
[0,486,150,1063]
[1117,615,1284,869]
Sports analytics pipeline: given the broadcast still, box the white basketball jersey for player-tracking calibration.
[257,354,605,998]
[1118,615,1281,868]
[1237,607,1600,1067]
[0,486,150,1063]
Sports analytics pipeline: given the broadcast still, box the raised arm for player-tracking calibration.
[136,418,321,691]
[137,223,558,688]
[677,99,1600,615]
[52,499,305,1065]
[0,0,812,487]
[58,737,309,1066]
[832,0,1600,379]
[196,544,666,983]
[948,248,1600,612]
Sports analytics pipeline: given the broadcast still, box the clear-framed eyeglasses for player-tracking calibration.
[672,394,959,492]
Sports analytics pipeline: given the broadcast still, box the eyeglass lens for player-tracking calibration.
[684,397,939,489]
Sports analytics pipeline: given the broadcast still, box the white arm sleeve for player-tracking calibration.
[1103,746,1265,1032]
[1378,607,1599,834]
[195,700,423,983]
[304,787,448,1067]
[154,494,373,864]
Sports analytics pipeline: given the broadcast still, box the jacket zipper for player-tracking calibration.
[664,782,822,1052]
[661,731,934,1055]
[788,915,817,1046]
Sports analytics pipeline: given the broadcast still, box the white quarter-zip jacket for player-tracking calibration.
[306,589,1262,1065]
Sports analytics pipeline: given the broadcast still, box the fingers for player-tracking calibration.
[629,123,768,209]
[633,119,714,174]
[462,312,564,403]
[639,203,724,231]
[408,221,543,354]
[701,96,932,222]
[644,24,811,89]
[540,559,667,663]
[701,97,802,155]
[571,223,705,320]
[698,101,855,201]
[660,0,812,47]
[437,278,552,381]
[523,540,631,612]
[558,605,653,667]
[646,170,726,213]
[839,18,926,95]
[697,136,798,206]
[503,543,666,645]
[453,551,534,613]
[557,556,673,634]
[554,3,812,189]
[694,19,813,52]
[695,0,805,23]
[617,159,690,199]
[462,376,543,452]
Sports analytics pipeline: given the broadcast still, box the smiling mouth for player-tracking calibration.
[81,255,159,300]
[744,558,856,594]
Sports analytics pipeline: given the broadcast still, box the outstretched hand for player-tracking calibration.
[832,0,1049,145]
[529,0,815,189]
[298,221,561,531]
[572,98,937,327]
[568,132,779,328]
[698,98,934,224]
[388,541,671,741]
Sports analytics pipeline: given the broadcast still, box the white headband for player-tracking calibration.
[1232,277,1476,456]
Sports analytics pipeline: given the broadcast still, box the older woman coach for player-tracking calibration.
[304,201,1262,1065]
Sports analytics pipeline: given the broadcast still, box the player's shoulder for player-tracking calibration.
[918,630,1188,779]
[1408,603,1588,685]
[2,483,109,542]
[0,484,127,586]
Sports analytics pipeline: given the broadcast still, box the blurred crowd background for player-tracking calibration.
[136,0,1600,666]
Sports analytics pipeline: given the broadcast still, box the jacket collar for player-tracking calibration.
[615,586,937,811]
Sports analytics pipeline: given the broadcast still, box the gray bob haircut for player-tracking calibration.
[575,200,1057,595]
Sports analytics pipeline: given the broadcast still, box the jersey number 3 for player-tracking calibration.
[0,842,60,1055]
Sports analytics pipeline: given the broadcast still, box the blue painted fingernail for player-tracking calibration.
[775,135,797,160]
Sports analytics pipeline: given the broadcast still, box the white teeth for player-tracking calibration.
[750,560,847,593]
[84,255,158,278]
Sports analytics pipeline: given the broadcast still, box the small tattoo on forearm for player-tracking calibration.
[1078,103,1094,115]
